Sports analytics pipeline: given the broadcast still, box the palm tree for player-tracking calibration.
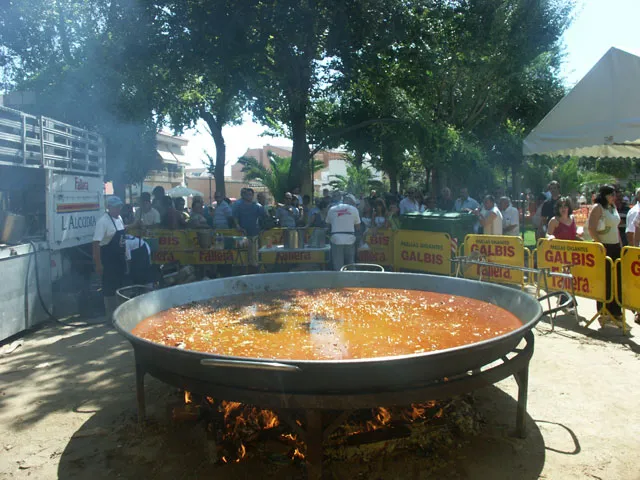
[328,156,384,197]
[238,151,324,201]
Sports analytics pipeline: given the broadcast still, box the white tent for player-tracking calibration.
[523,47,640,158]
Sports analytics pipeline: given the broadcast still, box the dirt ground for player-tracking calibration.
[1,295,639,480]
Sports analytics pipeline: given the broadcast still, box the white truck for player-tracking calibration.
[0,105,106,341]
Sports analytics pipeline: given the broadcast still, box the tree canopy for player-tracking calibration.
[0,0,578,198]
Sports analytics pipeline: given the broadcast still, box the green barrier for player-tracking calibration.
[399,211,477,243]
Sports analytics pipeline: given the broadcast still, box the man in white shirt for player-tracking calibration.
[454,187,480,212]
[499,196,520,236]
[326,193,361,271]
[475,195,503,235]
[399,188,420,214]
[93,196,127,321]
[625,187,640,246]
[133,192,160,227]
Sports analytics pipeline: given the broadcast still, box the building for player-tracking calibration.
[143,132,188,191]
[185,167,267,204]
[229,144,351,195]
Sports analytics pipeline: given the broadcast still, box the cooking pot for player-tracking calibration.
[283,228,305,249]
[114,272,545,395]
[1,213,27,245]
[309,228,327,247]
[196,230,213,249]
[247,237,259,266]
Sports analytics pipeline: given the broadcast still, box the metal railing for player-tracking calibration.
[0,105,106,175]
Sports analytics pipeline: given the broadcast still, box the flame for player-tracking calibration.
[434,408,444,418]
[376,407,392,426]
[261,409,279,429]
[280,433,297,442]
[221,456,228,464]
[407,403,426,421]
[184,391,192,404]
[220,401,242,420]
[235,442,246,462]
[292,447,305,460]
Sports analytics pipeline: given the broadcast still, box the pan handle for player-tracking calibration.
[200,358,302,372]
[116,285,154,302]
[537,290,575,316]
[340,263,385,272]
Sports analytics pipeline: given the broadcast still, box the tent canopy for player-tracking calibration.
[523,47,640,158]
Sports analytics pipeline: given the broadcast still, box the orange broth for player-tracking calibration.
[132,288,522,361]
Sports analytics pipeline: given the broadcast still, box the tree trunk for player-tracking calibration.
[202,112,226,198]
[431,168,440,195]
[388,169,398,195]
[354,149,365,169]
[382,142,398,194]
[512,159,522,200]
[56,0,73,63]
[289,110,310,195]
[113,179,126,202]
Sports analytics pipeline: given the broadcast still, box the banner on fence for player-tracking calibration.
[260,248,328,265]
[358,229,394,265]
[393,231,451,275]
[536,239,607,301]
[618,246,640,310]
[259,229,285,247]
[133,228,243,251]
[151,249,244,265]
[462,235,525,286]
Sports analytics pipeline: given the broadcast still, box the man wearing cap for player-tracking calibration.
[326,194,361,271]
[93,196,127,322]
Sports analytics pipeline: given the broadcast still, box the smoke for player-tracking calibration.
[0,0,163,187]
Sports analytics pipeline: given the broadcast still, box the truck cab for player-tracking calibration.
[0,105,106,340]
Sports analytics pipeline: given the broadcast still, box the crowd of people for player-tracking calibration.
[93,181,640,326]
[530,181,640,326]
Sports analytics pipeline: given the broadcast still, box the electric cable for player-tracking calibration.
[27,241,107,327]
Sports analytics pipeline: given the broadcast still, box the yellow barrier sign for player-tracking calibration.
[260,229,285,247]
[394,231,451,275]
[134,228,243,251]
[260,249,328,265]
[536,239,606,301]
[463,235,525,286]
[151,249,243,265]
[618,246,640,310]
[358,229,394,265]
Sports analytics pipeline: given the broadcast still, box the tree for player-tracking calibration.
[328,158,384,198]
[151,0,263,197]
[0,0,161,195]
[238,152,324,202]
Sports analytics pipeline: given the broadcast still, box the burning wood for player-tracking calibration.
[173,391,481,469]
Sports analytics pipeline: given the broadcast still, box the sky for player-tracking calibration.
[182,0,640,172]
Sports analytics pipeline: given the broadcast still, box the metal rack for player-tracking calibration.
[451,251,578,330]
